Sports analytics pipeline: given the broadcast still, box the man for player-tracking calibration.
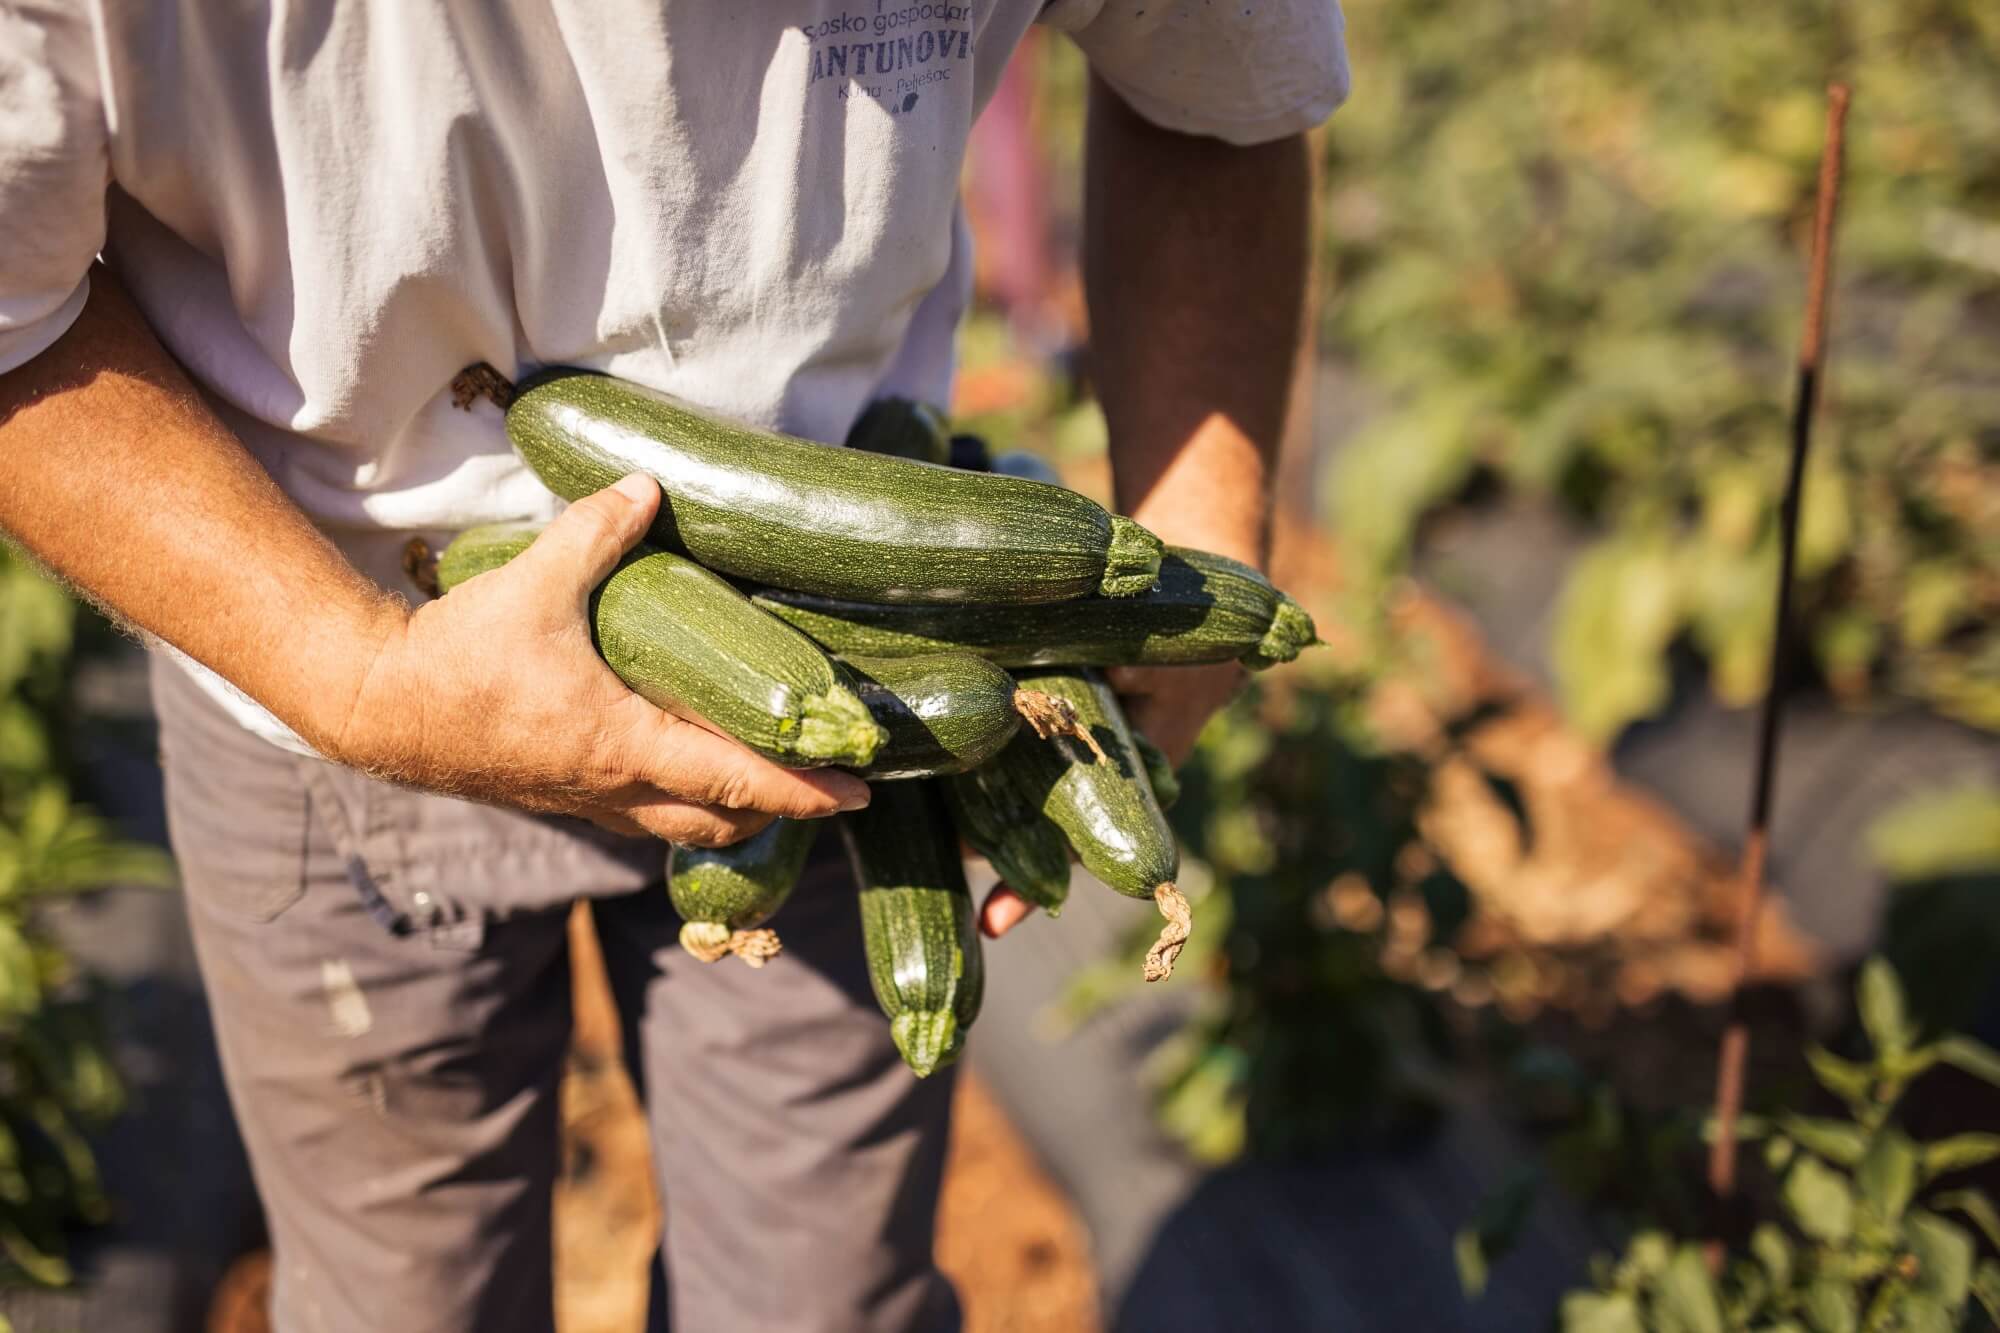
[0,2,1344,1329]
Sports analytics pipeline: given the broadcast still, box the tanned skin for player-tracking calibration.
[980,79,1314,937]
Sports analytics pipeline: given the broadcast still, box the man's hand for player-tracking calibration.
[338,474,869,847]
[0,272,864,849]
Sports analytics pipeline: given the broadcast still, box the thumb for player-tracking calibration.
[521,474,660,594]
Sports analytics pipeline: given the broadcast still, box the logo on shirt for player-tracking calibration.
[800,3,975,114]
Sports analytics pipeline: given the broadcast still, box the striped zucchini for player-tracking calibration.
[992,668,1190,982]
[751,547,1318,671]
[941,766,1072,916]
[668,819,818,966]
[846,396,949,465]
[435,524,884,768]
[841,781,984,1077]
[847,653,1083,780]
[504,369,1162,603]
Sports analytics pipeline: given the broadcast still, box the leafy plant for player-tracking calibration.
[1322,0,2000,739]
[1052,666,1489,1160]
[0,546,172,1287]
[1561,959,2000,1331]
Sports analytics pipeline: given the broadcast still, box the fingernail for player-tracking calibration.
[613,473,657,502]
[836,785,871,812]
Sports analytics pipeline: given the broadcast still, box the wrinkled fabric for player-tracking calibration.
[0,0,1346,753]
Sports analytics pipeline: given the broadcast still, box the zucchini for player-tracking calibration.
[840,781,983,1077]
[668,819,818,966]
[751,547,1318,671]
[435,524,884,768]
[941,766,1072,916]
[846,396,949,465]
[504,369,1162,603]
[846,652,1085,780]
[987,668,1190,982]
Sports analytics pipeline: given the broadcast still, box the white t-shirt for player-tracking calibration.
[0,0,1348,749]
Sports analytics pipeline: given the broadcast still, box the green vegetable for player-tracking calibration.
[846,652,1085,780]
[941,765,1073,916]
[751,547,1318,670]
[435,523,884,768]
[846,396,950,465]
[989,668,1189,981]
[504,369,1162,603]
[841,781,984,1077]
[668,819,819,966]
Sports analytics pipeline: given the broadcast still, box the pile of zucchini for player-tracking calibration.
[435,366,1319,1077]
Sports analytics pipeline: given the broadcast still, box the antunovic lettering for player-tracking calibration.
[809,28,971,83]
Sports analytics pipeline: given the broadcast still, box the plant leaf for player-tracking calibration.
[1560,1291,1645,1333]
[1904,1210,1973,1309]
[1857,1129,1920,1223]
[1899,1293,1954,1333]
[1800,1277,1857,1333]
[1751,1223,1792,1292]
[1805,1047,1875,1111]
[1922,1133,2000,1180]
[1858,957,1914,1058]
[1933,1189,2000,1253]
[1776,1114,1867,1166]
[1656,1245,1726,1333]
[1785,1156,1855,1242]
[1937,1036,2000,1089]
[1972,1258,2000,1325]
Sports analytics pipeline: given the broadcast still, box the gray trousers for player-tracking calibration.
[152,658,961,1333]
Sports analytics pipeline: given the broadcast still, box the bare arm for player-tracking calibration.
[0,269,865,844]
[979,81,1315,938]
[1086,76,1314,758]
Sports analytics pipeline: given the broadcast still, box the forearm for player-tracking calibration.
[0,269,401,754]
[1083,77,1314,568]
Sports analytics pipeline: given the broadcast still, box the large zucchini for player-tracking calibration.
[435,524,884,768]
[941,766,1073,916]
[751,547,1317,670]
[668,819,818,966]
[841,781,983,1077]
[846,652,1084,780]
[985,669,1189,982]
[846,396,949,465]
[504,369,1162,603]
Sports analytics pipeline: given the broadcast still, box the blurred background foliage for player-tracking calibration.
[1320,0,2000,740]
[0,547,171,1288]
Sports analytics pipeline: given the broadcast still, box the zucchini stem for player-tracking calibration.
[1011,690,1106,762]
[1245,595,1321,671]
[1098,517,1166,597]
[450,362,517,412]
[1143,882,1191,983]
[678,920,784,967]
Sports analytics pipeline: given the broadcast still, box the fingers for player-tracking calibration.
[620,795,775,848]
[623,706,871,817]
[979,885,1035,939]
[518,473,661,595]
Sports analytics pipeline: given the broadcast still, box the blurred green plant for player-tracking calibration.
[1559,960,2000,1332]
[1053,664,1501,1160]
[1322,0,2000,739]
[1869,779,2000,1041]
[0,546,172,1287]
